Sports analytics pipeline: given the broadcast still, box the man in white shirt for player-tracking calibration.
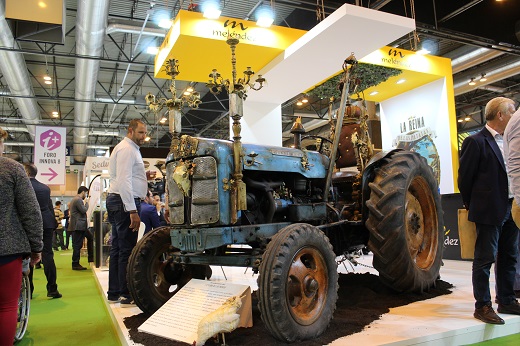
[106,119,148,306]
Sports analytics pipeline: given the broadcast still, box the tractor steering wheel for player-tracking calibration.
[301,135,333,155]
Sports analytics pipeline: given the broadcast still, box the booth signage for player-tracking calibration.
[33,126,66,185]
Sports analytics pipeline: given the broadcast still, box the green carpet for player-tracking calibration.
[17,249,120,346]
[471,334,520,345]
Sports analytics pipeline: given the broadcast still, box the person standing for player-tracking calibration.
[140,190,161,234]
[503,103,520,298]
[0,127,43,344]
[153,194,167,226]
[63,201,72,250]
[54,201,65,251]
[458,97,520,325]
[69,186,93,270]
[106,119,148,305]
[24,163,62,299]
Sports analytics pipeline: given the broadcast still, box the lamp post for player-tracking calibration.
[206,37,266,223]
[145,58,201,143]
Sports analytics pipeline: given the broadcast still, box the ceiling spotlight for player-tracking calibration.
[146,46,159,55]
[301,97,308,104]
[479,74,487,82]
[51,111,59,117]
[256,5,274,27]
[369,91,379,96]
[44,80,52,85]
[43,75,52,81]
[396,79,406,84]
[457,118,463,123]
[158,19,172,29]
[144,136,151,142]
[202,1,221,19]
[296,100,303,106]
[186,86,194,93]
[465,116,471,121]
[183,91,192,96]
[469,78,476,86]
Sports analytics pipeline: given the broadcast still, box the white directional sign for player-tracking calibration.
[34,126,66,185]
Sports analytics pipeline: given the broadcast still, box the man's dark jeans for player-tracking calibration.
[72,229,94,265]
[106,194,140,299]
[473,202,519,308]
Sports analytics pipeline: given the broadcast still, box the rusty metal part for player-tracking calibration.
[170,134,198,159]
[405,176,438,270]
[287,246,329,325]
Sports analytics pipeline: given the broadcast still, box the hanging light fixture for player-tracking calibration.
[256,3,275,27]
[479,74,487,82]
[202,0,221,19]
[51,111,59,118]
[468,78,476,86]
[465,116,471,122]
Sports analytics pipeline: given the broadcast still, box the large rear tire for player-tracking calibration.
[127,226,209,314]
[257,223,338,342]
[366,151,443,292]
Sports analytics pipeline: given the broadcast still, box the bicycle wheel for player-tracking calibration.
[14,275,30,342]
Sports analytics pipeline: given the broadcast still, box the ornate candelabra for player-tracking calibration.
[145,58,201,139]
[206,38,266,223]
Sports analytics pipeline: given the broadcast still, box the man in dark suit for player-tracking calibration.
[140,190,160,234]
[458,97,520,324]
[24,163,62,299]
[69,186,93,270]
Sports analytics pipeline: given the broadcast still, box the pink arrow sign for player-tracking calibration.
[41,168,58,181]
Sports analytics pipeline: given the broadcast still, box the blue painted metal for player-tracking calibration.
[169,222,292,252]
[242,143,329,178]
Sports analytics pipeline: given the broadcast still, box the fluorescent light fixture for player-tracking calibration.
[256,6,274,27]
[465,116,471,121]
[51,111,59,117]
[296,101,303,106]
[479,74,487,82]
[158,19,172,29]
[369,91,379,96]
[396,79,406,84]
[43,75,52,81]
[468,78,476,86]
[97,150,106,154]
[44,80,52,85]
[202,1,221,19]
[457,118,463,123]
[146,46,159,55]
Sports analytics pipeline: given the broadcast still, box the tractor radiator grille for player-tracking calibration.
[191,157,219,225]
[166,156,219,225]
[166,161,184,225]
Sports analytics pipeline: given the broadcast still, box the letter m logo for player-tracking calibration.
[224,20,248,31]
[388,49,405,58]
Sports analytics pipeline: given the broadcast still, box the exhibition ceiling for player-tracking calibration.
[0,0,519,162]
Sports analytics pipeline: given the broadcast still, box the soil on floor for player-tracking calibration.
[124,272,453,346]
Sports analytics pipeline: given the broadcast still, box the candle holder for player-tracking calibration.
[206,38,266,223]
[145,58,201,137]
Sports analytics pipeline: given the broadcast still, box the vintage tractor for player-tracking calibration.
[127,51,443,343]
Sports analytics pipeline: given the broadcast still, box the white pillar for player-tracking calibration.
[236,101,282,146]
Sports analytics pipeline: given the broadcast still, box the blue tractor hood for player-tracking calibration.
[242,143,329,179]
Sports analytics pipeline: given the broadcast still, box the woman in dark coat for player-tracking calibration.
[0,127,43,343]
